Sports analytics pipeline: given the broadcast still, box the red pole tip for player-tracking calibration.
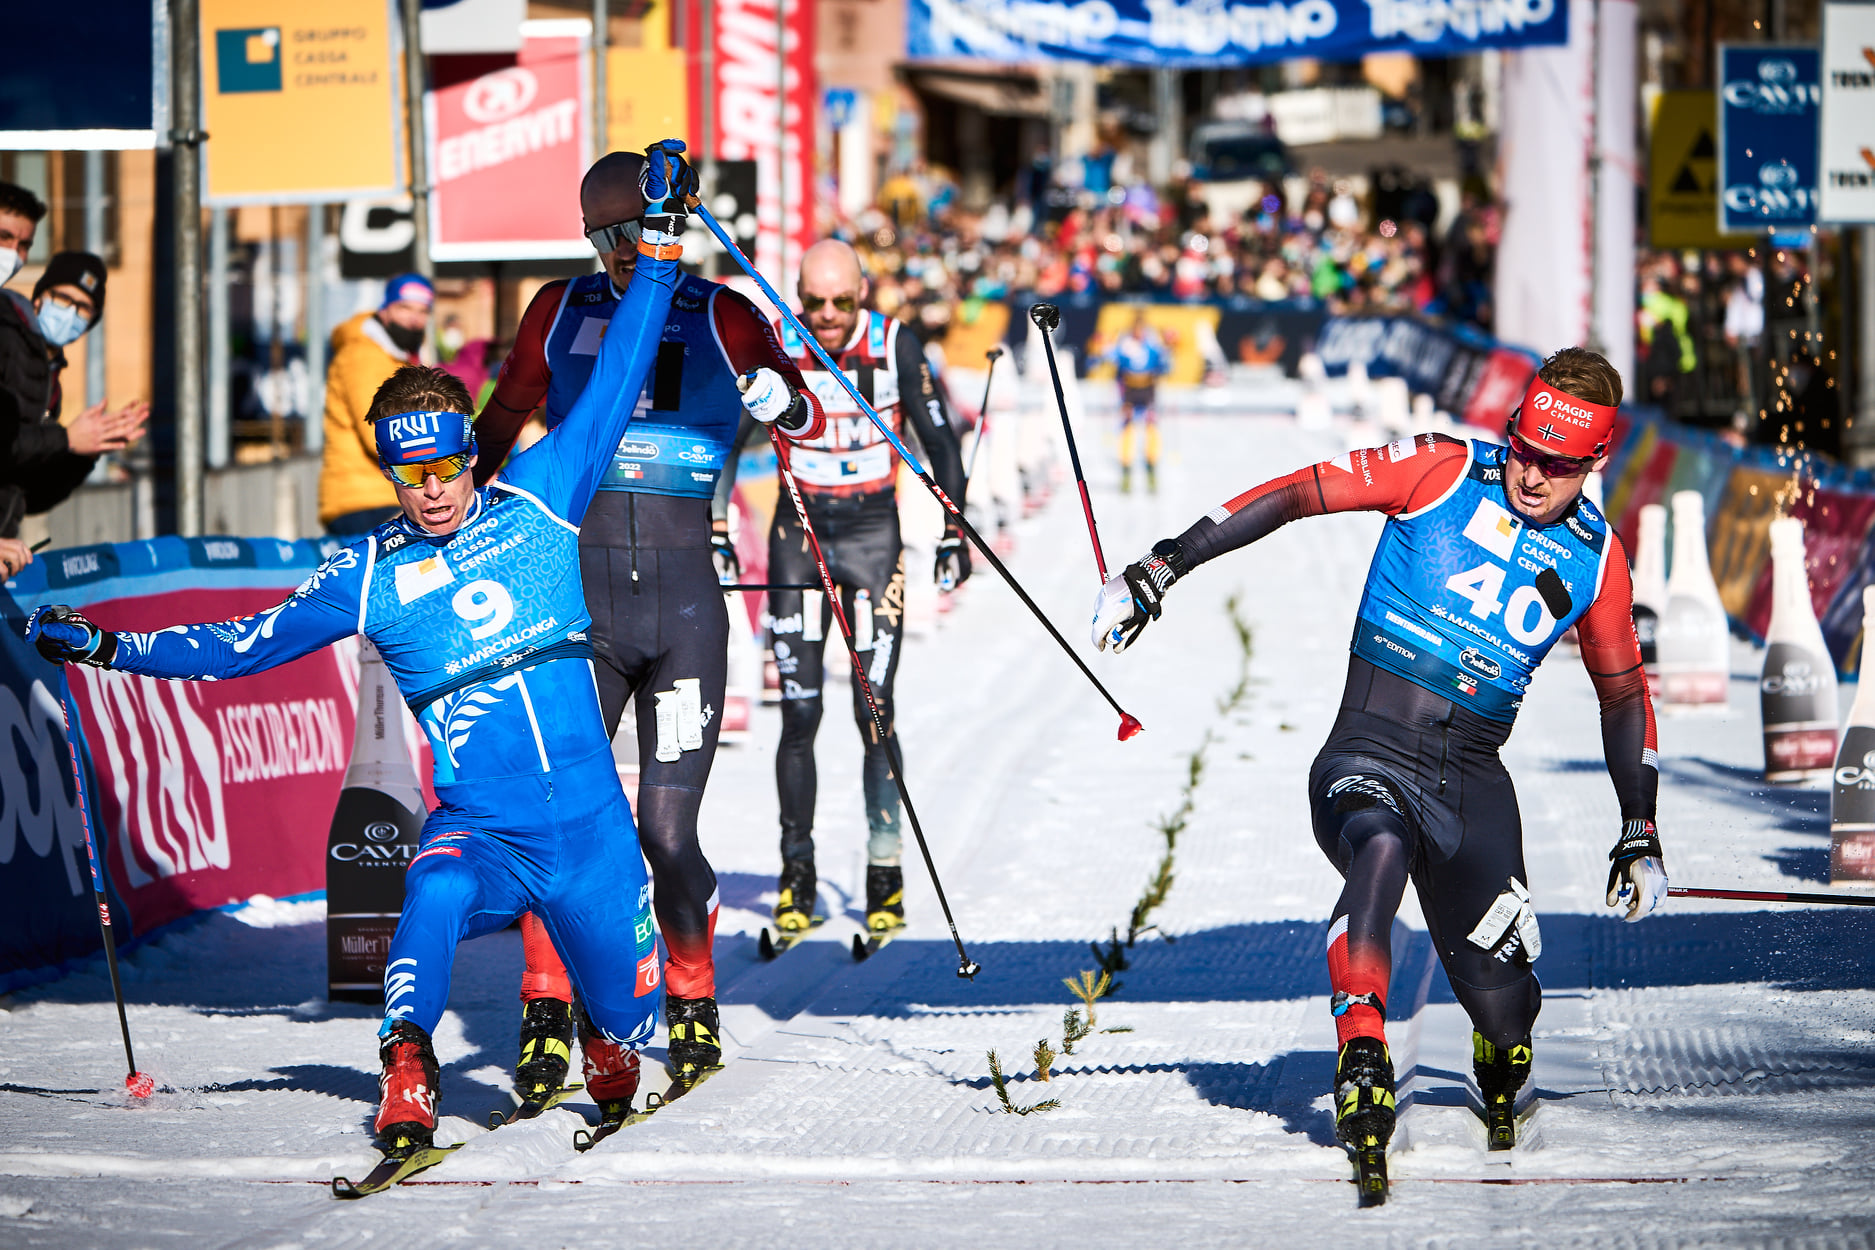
[1117,713,1144,741]
[126,1071,155,1099]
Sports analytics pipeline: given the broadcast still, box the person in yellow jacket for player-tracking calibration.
[317,272,434,534]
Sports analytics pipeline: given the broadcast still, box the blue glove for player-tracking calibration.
[639,139,697,241]
[25,604,117,667]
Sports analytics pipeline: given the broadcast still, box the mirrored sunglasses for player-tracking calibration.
[801,294,859,313]
[382,453,473,489]
[1505,426,1593,479]
[586,219,644,254]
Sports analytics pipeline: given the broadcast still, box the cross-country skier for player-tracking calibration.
[472,151,824,1101]
[1089,348,1666,1187]
[757,238,971,940]
[26,142,716,1159]
[1093,308,1168,493]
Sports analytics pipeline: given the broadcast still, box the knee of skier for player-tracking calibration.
[778,692,823,739]
[1317,802,1411,877]
[1447,969,1542,1050]
[403,845,480,915]
[633,784,707,872]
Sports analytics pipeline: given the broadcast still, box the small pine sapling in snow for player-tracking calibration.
[1061,1006,1090,1055]
[1033,1039,1057,1082]
[986,1048,1060,1116]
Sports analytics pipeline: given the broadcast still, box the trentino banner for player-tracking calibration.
[906,0,1570,67]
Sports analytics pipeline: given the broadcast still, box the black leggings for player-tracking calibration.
[1308,659,1543,1048]
[767,491,906,867]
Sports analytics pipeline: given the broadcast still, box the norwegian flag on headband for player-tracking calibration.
[1513,377,1617,459]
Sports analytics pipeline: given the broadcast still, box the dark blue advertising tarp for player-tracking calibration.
[1718,44,1822,233]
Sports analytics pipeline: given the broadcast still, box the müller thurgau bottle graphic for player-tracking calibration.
[1655,490,1730,706]
[1631,503,1668,689]
[1829,586,1875,883]
[326,639,427,1002]
[1759,517,1838,782]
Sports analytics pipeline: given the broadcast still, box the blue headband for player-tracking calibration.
[374,409,476,466]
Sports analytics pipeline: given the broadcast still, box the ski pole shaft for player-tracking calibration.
[964,346,1003,482]
[1668,885,1875,907]
[695,206,1142,741]
[1028,303,1109,584]
[722,583,816,592]
[773,443,980,979]
[56,671,152,1098]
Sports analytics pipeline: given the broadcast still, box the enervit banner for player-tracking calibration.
[0,537,429,990]
[200,0,403,205]
[1717,44,1822,234]
[906,0,1569,67]
[1819,1,1875,223]
[686,0,818,296]
[427,22,591,261]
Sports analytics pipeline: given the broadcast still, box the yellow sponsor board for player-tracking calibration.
[201,0,401,204]
[1648,91,1756,250]
[1085,303,1219,387]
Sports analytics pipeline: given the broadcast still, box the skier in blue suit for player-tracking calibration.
[25,141,745,1155]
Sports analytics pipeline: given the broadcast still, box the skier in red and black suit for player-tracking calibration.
[1090,348,1666,1176]
[474,151,824,1101]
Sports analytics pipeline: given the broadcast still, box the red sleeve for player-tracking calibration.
[709,286,825,441]
[1577,534,1660,820]
[472,280,564,485]
[1176,434,1470,567]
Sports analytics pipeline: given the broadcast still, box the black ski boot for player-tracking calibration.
[514,996,575,1106]
[666,994,723,1091]
[375,1020,440,1152]
[1474,1031,1533,1151]
[774,857,817,933]
[865,864,905,934]
[1335,1036,1395,1207]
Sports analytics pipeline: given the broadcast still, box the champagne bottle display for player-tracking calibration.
[1655,490,1730,706]
[1759,518,1838,782]
[326,639,427,1002]
[1631,503,1667,684]
[1830,586,1875,883]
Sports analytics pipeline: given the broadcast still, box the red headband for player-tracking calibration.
[1510,375,1617,459]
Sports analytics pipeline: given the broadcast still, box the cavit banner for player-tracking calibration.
[1820,1,1875,224]
[907,0,1569,67]
[427,22,591,261]
[0,537,427,991]
[1718,44,1822,234]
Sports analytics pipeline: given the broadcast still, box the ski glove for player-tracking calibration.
[1606,818,1668,922]
[1091,539,1187,654]
[638,139,697,243]
[710,525,740,585]
[737,368,810,432]
[25,604,118,668]
[935,528,971,591]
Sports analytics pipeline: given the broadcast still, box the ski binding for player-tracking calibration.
[331,1141,463,1199]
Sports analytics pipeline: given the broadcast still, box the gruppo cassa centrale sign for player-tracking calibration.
[426,21,591,261]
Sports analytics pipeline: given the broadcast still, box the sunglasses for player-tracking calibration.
[382,453,473,489]
[1505,426,1594,479]
[586,219,644,254]
[801,294,859,313]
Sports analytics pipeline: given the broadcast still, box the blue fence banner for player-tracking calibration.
[1718,44,1822,233]
[907,0,1570,67]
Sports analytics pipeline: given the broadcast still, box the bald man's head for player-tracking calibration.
[798,239,867,353]
[582,152,646,289]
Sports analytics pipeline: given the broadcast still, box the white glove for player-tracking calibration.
[1606,819,1668,922]
[1091,574,1148,653]
[737,368,798,425]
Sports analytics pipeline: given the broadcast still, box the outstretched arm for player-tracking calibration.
[472,280,564,485]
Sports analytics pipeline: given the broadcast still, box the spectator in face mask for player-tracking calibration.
[317,271,435,534]
[0,232,148,547]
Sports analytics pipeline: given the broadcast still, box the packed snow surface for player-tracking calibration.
[2,412,1872,1248]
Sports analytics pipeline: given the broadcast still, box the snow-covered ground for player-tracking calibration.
[3,411,1873,1249]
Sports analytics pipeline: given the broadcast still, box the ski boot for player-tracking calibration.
[774,857,817,934]
[1474,1031,1533,1151]
[375,1020,440,1152]
[1119,466,1133,495]
[1334,1036,1395,1207]
[1145,463,1158,494]
[575,1011,643,1148]
[865,864,906,935]
[666,993,723,1092]
[514,996,574,1105]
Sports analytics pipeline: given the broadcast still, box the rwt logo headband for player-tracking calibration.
[374,409,476,466]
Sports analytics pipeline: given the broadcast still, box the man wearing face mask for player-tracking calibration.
[318,272,436,535]
[0,235,148,545]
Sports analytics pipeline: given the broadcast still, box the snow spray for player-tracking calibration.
[1655,491,1730,706]
[326,639,427,1003]
[1631,503,1667,687]
[1829,586,1875,883]
[1760,517,1838,782]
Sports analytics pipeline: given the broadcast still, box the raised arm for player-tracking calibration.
[712,286,824,441]
[472,280,564,485]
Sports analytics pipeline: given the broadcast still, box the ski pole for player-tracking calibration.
[1028,302,1109,583]
[772,441,980,980]
[723,583,816,592]
[964,346,1003,482]
[1668,885,1875,907]
[55,671,155,1099]
[693,205,1142,741]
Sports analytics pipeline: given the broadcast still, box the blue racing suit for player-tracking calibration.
[103,253,683,1045]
